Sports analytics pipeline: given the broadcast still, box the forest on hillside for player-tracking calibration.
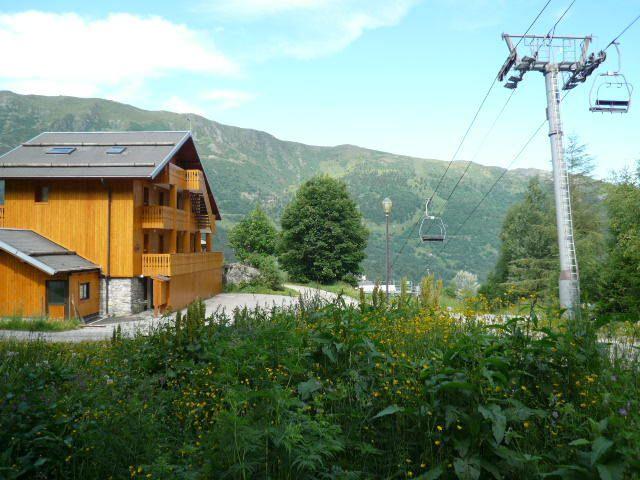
[481,138,640,318]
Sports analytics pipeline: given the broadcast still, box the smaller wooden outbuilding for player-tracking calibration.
[0,229,100,320]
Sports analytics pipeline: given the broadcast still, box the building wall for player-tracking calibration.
[0,251,48,318]
[69,271,100,318]
[3,179,136,277]
[99,277,147,317]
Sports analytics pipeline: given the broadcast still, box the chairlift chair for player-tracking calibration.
[589,43,633,114]
[419,200,446,243]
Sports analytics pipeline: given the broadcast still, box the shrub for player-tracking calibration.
[229,205,278,262]
[245,253,285,290]
[0,299,638,479]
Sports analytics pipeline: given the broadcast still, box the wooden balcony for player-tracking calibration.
[142,252,223,277]
[156,163,187,190]
[0,206,4,227]
[186,170,204,191]
[141,206,198,231]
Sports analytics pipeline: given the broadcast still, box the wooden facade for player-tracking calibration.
[0,132,223,320]
[0,252,100,319]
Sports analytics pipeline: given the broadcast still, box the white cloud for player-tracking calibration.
[0,11,237,98]
[161,96,209,116]
[210,0,421,59]
[203,89,256,109]
[216,0,333,16]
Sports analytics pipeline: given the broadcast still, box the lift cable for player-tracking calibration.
[415,115,550,281]
[388,0,554,270]
[438,90,570,258]
[424,0,575,234]
[425,0,554,209]
[604,12,640,50]
[417,12,640,281]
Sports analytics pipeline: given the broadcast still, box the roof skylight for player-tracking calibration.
[46,147,76,155]
[106,146,127,154]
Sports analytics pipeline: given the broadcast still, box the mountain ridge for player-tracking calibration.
[0,90,546,281]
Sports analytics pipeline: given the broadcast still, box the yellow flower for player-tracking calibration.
[434,440,441,446]
[523,421,530,429]
[436,425,443,432]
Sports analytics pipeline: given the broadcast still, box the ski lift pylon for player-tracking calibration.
[419,199,446,243]
[589,43,633,114]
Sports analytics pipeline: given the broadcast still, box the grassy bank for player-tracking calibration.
[0,298,638,479]
[0,316,80,332]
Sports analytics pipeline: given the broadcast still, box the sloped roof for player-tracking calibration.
[0,131,190,179]
[0,229,99,275]
[0,131,221,220]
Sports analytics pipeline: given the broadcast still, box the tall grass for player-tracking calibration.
[0,315,80,332]
[0,294,638,479]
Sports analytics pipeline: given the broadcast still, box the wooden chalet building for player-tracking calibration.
[0,131,223,320]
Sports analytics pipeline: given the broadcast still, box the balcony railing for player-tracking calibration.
[186,170,204,191]
[0,206,4,227]
[142,252,223,277]
[141,205,198,231]
[156,163,187,190]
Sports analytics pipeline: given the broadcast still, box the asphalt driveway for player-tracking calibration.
[0,285,356,343]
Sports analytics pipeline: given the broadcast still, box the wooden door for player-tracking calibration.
[46,280,68,319]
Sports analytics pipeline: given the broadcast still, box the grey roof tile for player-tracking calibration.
[0,229,99,275]
[0,131,190,179]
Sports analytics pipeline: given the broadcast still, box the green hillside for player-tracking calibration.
[0,90,545,282]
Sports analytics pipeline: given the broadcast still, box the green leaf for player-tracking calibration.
[596,462,625,480]
[569,438,591,447]
[479,459,502,479]
[372,404,403,419]
[438,381,474,392]
[321,345,337,363]
[453,458,481,480]
[297,378,322,400]
[479,404,507,445]
[591,437,614,466]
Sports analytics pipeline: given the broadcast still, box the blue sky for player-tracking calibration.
[0,0,638,178]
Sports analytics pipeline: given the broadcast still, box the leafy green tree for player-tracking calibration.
[279,176,369,283]
[229,206,278,263]
[482,138,609,305]
[482,177,557,301]
[565,137,608,302]
[599,165,640,317]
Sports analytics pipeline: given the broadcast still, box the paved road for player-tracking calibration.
[0,285,354,343]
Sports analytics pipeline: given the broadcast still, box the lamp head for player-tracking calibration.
[382,197,393,215]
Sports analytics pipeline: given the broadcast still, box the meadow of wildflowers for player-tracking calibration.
[0,292,638,479]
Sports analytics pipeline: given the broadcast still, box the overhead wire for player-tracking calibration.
[388,0,555,270]
[442,9,640,253]
[417,8,640,282]
[604,12,640,50]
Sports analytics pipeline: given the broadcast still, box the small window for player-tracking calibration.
[106,146,126,154]
[158,191,166,206]
[0,179,5,206]
[46,147,76,154]
[177,192,184,210]
[35,185,50,203]
[79,282,90,301]
[143,187,149,206]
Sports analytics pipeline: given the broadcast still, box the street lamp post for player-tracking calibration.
[382,197,393,300]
